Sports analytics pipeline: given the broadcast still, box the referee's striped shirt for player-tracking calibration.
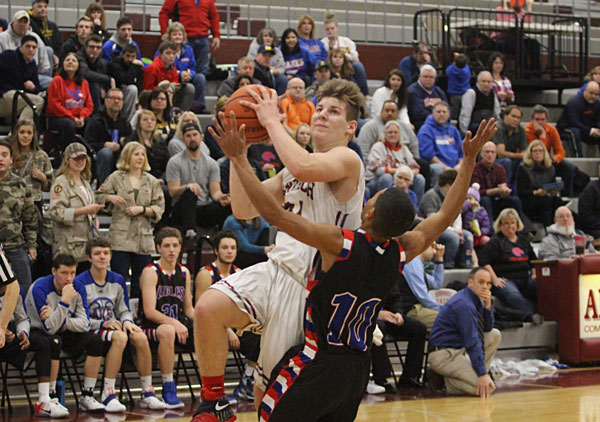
[0,246,16,287]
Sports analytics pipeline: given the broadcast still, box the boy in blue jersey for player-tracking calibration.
[26,254,105,413]
[74,238,165,411]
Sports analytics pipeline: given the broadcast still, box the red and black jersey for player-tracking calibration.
[306,228,406,354]
[202,261,240,284]
[139,262,188,327]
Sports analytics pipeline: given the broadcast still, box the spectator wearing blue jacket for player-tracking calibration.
[101,17,141,63]
[446,52,471,121]
[407,65,448,131]
[398,42,433,84]
[279,28,313,88]
[418,101,463,187]
[557,81,600,157]
[297,15,327,63]
[157,22,206,114]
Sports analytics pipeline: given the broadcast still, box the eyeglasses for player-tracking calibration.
[107,97,123,101]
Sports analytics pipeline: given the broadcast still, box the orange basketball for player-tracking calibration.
[224,85,270,143]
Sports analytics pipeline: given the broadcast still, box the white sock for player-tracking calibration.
[140,376,153,392]
[102,378,116,399]
[161,373,174,384]
[83,377,96,393]
[244,365,254,377]
[38,382,50,403]
[50,380,56,394]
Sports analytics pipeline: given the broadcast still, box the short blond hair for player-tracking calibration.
[117,142,150,172]
[165,22,187,43]
[493,208,524,233]
[523,139,552,168]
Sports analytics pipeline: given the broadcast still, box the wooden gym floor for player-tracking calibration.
[1,367,599,421]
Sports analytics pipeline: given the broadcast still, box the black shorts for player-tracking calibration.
[57,331,103,357]
[141,318,194,351]
[260,346,370,422]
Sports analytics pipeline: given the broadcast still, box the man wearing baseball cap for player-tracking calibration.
[166,122,231,250]
[306,60,331,100]
[29,0,62,69]
[253,44,276,90]
[0,10,53,89]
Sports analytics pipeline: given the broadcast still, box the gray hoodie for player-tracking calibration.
[356,114,419,159]
[538,224,595,260]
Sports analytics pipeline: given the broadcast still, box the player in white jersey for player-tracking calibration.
[193,79,365,422]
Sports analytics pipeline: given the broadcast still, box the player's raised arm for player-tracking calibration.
[400,119,498,263]
[209,113,284,220]
[241,84,362,184]
[214,113,344,267]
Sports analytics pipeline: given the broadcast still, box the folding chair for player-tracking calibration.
[0,355,35,413]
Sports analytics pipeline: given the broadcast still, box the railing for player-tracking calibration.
[11,90,38,131]
[413,9,445,69]
[1,0,598,51]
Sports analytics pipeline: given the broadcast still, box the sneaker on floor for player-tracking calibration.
[161,381,184,409]
[102,390,126,413]
[365,381,386,395]
[79,393,105,413]
[375,380,398,394]
[232,375,254,401]
[191,398,236,422]
[140,389,166,410]
[35,398,69,418]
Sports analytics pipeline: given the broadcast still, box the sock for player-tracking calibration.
[83,377,96,394]
[102,378,116,399]
[161,373,174,384]
[244,364,254,377]
[50,380,56,395]
[38,382,50,403]
[140,376,153,393]
[200,375,225,401]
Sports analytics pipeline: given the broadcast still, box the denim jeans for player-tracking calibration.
[188,36,210,75]
[111,251,152,299]
[495,157,521,184]
[4,248,32,295]
[191,72,206,105]
[438,228,473,268]
[351,61,369,96]
[366,173,393,198]
[492,277,536,319]
[274,73,288,95]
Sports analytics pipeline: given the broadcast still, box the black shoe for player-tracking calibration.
[427,369,445,393]
[375,380,397,394]
[397,377,425,389]
[191,397,236,422]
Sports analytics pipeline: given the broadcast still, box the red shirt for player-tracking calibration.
[143,56,179,90]
[159,0,220,39]
[46,74,94,120]
[524,121,566,163]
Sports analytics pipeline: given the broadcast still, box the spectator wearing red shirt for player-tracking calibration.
[524,104,576,197]
[144,41,194,111]
[159,0,220,76]
[47,52,93,150]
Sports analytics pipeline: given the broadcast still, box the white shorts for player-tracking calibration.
[210,260,307,391]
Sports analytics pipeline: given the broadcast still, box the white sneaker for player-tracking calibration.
[103,396,126,413]
[79,394,105,413]
[35,398,69,418]
[139,390,166,410]
[366,381,386,395]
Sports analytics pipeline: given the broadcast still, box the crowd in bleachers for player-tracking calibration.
[2,0,600,414]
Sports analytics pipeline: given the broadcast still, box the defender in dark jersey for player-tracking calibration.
[139,227,194,409]
[196,113,497,421]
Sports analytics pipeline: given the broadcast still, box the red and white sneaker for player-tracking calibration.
[35,398,69,418]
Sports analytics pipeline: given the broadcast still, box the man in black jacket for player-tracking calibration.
[107,43,143,122]
[78,34,114,112]
[84,88,132,185]
[557,81,600,157]
[579,171,600,242]
[59,16,93,61]
[0,36,44,122]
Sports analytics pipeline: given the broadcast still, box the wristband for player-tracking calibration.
[434,261,444,265]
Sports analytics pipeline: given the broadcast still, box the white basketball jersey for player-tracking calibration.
[268,164,365,280]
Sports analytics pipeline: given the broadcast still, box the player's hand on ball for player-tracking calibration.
[240,85,285,127]
[209,111,248,160]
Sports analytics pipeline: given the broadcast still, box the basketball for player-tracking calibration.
[224,84,270,143]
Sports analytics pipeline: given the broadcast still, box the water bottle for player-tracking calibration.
[56,380,65,405]
[463,248,472,268]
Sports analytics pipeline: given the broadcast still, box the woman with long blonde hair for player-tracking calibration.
[96,142,165,297]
